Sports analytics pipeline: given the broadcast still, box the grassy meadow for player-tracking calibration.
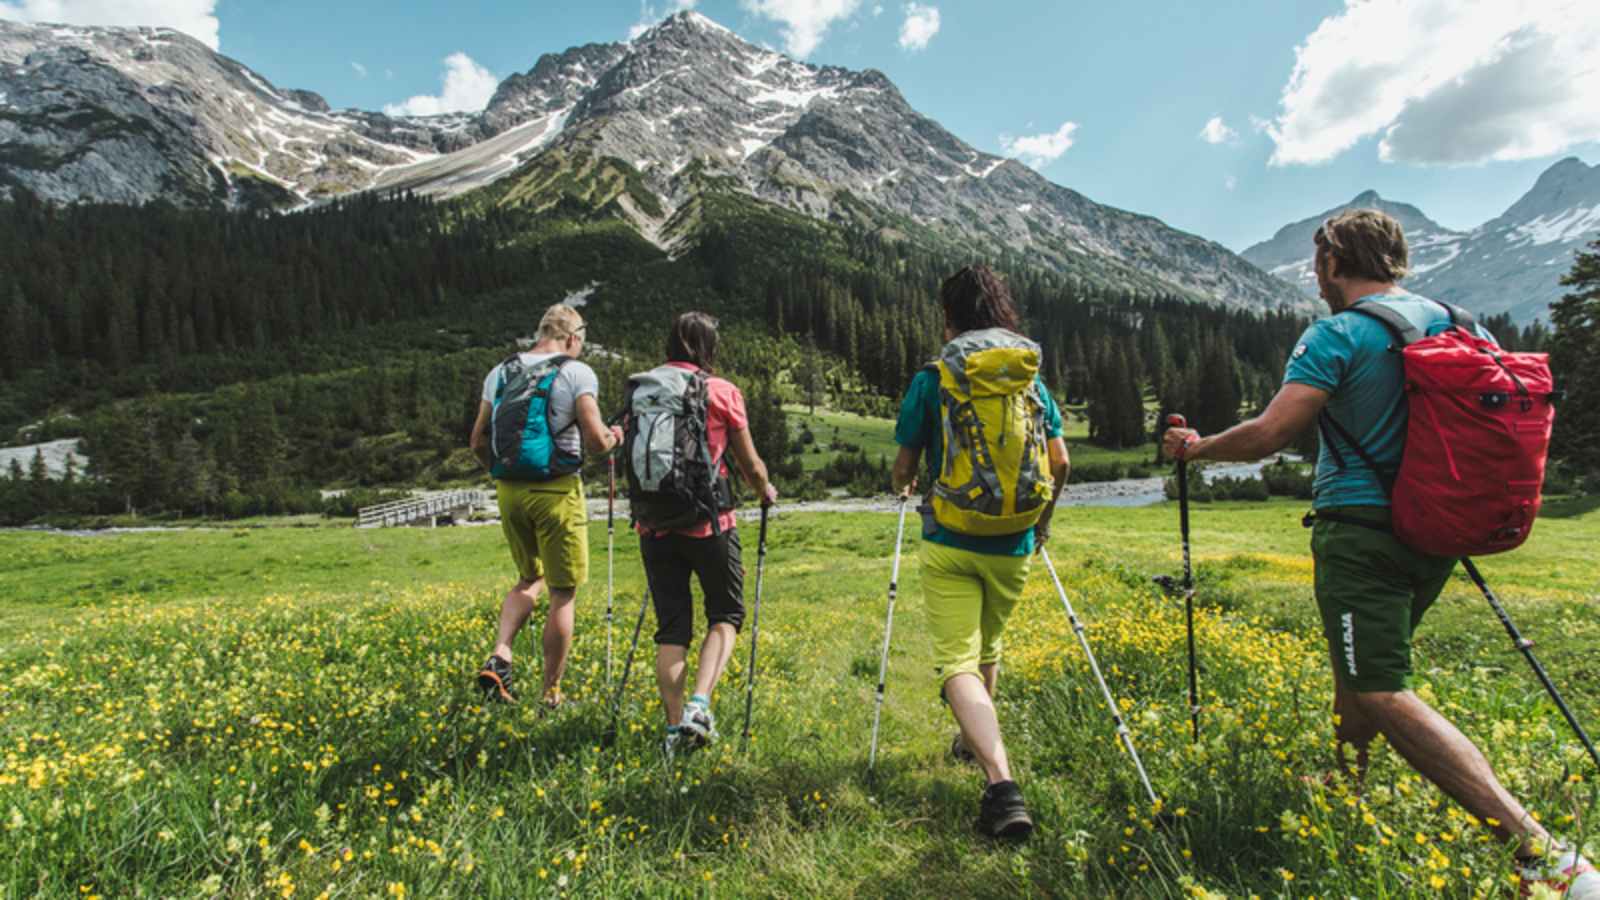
[1,500,1597,898]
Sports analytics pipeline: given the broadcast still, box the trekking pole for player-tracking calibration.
[739,502,773,752]
[602,587,651,749]
[606,456,616,690]
[1167,413,1201,744]
[868,495,911,774]
[1463,558,1600,772]
[1040,547,1161,807]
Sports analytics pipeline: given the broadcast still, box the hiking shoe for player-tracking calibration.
[976,780,1034,841]
[476,655,517,704]
[1520,849,1600,899]
[951,732,977,767]
[681,699,717,747]
[663,725,686,760]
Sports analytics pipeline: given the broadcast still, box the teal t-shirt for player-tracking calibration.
[1284,292,1494,509]
[894,367,1064,556]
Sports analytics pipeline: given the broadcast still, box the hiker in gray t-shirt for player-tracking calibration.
[470,304,621,709]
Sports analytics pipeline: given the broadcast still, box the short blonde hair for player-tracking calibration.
[537,305,584,343]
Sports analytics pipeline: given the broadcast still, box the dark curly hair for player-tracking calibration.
[940,265,1022,334]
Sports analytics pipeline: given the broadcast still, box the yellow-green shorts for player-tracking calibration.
[496,474,589,589]
[920,541,1033,688]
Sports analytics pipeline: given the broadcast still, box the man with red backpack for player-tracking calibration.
[1163,210,1595,896]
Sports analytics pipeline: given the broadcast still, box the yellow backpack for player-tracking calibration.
[930,328,1054,536]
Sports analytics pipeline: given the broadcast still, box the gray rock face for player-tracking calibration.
[1409,158,1600,323]
[1244,159,1600,323]
[1241,191,1467,298]
[1,12,1303,311]
[0,21,463,208]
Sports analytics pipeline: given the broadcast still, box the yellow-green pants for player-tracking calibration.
[496,474,589,589]
[920,542,1033,688]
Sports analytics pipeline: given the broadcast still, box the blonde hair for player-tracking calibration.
[537,305,585,343]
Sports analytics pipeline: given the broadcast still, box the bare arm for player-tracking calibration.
[1034,437,1070,544]
[1162,383,1329,463]
[726,426,777,505]
[574,393,622,456]
[892,445,920,496]
[470,401,493,470]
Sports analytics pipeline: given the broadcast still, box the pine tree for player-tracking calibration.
[1550,239,1600,472]
[1194,336,1243,436]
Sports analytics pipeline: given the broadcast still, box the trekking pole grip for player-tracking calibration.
[758,502,770,550]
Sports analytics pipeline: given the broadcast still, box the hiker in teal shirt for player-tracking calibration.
[1285,293,1496,509]
[894,367,1065,555]
[1162,209,1596,893]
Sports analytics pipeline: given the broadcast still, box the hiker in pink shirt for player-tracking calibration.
[620,312,778,755]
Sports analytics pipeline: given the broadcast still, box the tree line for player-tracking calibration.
[1,183,1587,525]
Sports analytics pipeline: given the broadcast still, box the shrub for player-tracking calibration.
[1261,456,1314,499]
[1070,462,1128,483]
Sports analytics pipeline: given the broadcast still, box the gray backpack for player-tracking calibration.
[622,366,733,533]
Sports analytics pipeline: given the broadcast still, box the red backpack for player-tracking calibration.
[1319,300,1557,558]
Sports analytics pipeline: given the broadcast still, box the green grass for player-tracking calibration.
[1,502,1596,897]
[786,405,902,473]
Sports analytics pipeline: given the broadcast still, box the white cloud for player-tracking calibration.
[383,53,498,117]
[1198,115,1236,145]
[898,3,939,50]
[627,0,698,41]
[1224,175,1238,191]
[739,0,862,57]
[1267,0,1600,166]
[1000,121,1078,169]
[872,3,884,15]
[0,0,219,49]
[351,62,368,79]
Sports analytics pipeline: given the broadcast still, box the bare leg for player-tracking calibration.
[656,644,689,725]
[1330,660,1377,784]
[540,588,576,698]
[691,623,738,701]
[492,577,544,662]
[980,662,999,697]
[1352,689,1551,852]
[945,673,1012,785]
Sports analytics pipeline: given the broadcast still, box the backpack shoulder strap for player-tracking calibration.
[1347,300,1422,348]
[1437,300,1476,330]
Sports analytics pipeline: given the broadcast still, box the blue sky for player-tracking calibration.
[5,0,1597,251]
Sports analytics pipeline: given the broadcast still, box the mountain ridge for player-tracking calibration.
[0,12,1305,312]
[1242,156,1600,323]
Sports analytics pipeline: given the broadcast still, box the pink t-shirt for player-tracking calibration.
[638,362,748,538]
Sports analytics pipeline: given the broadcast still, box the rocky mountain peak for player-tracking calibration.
[0,14,1306,312]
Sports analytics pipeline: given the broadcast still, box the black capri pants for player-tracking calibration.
[640,528,745,647]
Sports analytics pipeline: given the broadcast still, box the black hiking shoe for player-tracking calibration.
[951,732,977,767]
[477,655,517,704]
[976,781,1034,841]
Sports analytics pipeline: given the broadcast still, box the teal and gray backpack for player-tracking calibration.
[622,365,733,533]
[490,354,582,481]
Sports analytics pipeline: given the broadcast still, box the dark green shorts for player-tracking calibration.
[1311,507,1457,693]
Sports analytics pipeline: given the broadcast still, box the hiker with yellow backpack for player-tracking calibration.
[890,265,1070,840]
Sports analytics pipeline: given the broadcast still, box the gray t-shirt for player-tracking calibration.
[482,353,600,458]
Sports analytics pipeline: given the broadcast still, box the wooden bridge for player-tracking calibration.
[356,490,492,528]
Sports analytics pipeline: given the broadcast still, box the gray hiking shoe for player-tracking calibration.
[476,655,516,704]
[663,725,687,760]
[681,699,717,747]
[951,732,978,766]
